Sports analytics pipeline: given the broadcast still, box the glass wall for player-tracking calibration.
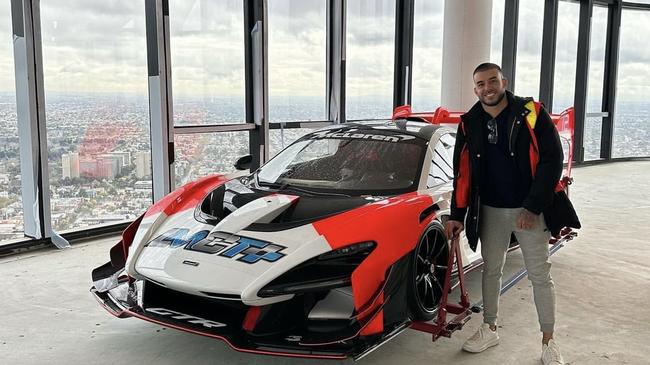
[552,1,580,114]
[583,5,609,160]
[614,9,650,158]
[411,0,444,111]
[587,6,608,115]
[268,0,326,122]
[0,5,24,243]
[269,127,316,158]
[410,0,504,111]
[169,0,246,126]
[346,0,395,120]
[8,0,650,247]
[490,0,505,64]
[174,132,249,187]
[41,0,152,232]
[514,0,544,99]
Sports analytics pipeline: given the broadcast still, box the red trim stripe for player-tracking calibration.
[242,306,262,332]
[126,310,347,360]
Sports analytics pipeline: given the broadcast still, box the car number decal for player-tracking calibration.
[146,229,286,264]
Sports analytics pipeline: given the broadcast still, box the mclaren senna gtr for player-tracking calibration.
[91,106,576,360]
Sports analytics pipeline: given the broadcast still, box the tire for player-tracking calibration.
[407,221,450,322]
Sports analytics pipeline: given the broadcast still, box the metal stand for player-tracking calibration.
[410,236,472,341]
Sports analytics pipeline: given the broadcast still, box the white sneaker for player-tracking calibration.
[541,339,565,365]
[462,323,500,353]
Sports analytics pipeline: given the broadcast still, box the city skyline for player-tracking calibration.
[1,93,649,243]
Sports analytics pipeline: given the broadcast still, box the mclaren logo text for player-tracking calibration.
[309,130,415,143]
[145,307,226,328]
[147,229,286,264]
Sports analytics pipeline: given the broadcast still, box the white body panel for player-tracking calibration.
[126,194,334,306]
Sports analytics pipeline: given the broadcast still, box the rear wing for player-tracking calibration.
[392,105,576,177]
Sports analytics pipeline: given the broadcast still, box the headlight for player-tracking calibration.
[317,241,376,260]
[257,242,375,297]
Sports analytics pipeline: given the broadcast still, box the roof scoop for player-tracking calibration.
[211,194,299,234]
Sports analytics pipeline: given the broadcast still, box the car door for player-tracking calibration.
[424,130,482,267]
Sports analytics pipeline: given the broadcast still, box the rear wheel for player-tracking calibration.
[407,222,449,321]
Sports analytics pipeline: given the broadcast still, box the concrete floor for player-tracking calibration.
[1,161,649,365]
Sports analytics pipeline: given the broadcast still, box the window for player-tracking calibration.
[587,6,608,114]
[584,5,609,160]
[169,0,245,126]
[0,6,23,243]
[514,0,544,99]
[269,127,319,158]
[614,9,650,158]
[490,0,505,64]
[411,0,444,111]
[41,0,151,232]
[268,0,326,122]
[427,133,454,188]
[346,0,396,120]
[174,131,249,187]
[552,1,580,114]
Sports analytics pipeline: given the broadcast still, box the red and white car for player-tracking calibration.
[91,106,576,360]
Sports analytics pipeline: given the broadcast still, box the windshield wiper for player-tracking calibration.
[257,180,351,198]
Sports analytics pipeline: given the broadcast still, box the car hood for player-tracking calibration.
[124,178,376,306]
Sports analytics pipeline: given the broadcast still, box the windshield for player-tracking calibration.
[256,128,427,195]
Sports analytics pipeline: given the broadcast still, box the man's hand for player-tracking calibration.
[517,208,538,230]
[445,220,464,241]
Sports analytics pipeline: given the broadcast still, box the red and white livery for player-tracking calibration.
[91,106,576,360]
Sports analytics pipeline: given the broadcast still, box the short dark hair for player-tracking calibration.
[473,63,503,76]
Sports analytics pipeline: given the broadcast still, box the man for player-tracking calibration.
[444,63,565,365]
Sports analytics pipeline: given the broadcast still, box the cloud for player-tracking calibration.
[347,0,395,19]
[170,0,243,35]
[345,0,395,97]
[268,0,326,20]
[411,1,445,109]
[2,0,650,106]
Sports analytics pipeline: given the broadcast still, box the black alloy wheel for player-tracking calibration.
[407,222,449,321]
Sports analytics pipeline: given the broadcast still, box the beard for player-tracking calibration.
[479,90,506,107]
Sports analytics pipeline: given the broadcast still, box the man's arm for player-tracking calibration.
[522,107,563,215]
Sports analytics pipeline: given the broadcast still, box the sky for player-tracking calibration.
[1,0,650,104]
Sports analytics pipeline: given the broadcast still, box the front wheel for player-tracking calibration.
[407,221,450,322]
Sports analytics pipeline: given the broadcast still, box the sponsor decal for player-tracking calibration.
[147,228,209,249]
[145,307,226,328]
[146,229,286,264]
[308,130,416,143]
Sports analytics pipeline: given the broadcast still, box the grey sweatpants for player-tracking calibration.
[480,205,556,333]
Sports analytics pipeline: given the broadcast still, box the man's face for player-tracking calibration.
[473,69,508,107]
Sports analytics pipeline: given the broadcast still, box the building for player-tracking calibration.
[108,151,131,167]
[61,152,80,179]
[134,180,152,192]
[97,154,124,176]
[79,157,119,179]
[135,151,151,178]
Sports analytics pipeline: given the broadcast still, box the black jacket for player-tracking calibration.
[450,91,564,250]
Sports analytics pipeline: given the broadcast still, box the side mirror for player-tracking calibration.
[234,154,252,171]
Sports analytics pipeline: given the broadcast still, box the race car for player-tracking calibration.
[91,106,576,360]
